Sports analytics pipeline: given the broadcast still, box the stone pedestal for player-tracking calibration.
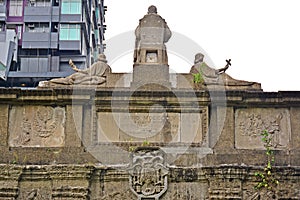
[131,64,171,88]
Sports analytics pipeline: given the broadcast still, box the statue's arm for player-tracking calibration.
[217,59,231,74]
[69,60,88,74]
[69,60,80,72]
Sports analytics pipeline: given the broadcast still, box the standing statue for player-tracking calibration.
[190,53,261,89]
[41,54,111,86]
[133,5,172,65]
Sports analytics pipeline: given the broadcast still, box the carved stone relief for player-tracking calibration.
[9,106,65,147]
[208,179,242,199]
[235,108,291,149]
[119,112,179,142]
[98,178,136,199]
[243,183,277,200]
[18,188,51,200]
[164,182,208,200]
[97,108,208,144]
[127,147,169,200]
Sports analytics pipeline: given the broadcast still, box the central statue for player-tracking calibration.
[131,5,172,88]
[134,5,172,65]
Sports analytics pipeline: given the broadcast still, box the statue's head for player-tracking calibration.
[98,54,107,63]
[194,53,204,64]
[148,5,157,14]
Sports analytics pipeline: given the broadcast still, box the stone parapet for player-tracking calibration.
[0,88,299,199]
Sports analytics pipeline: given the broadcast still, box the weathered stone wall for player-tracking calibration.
[0,165,299,199]
[0,88,299,199]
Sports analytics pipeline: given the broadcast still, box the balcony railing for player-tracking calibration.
[24,6,59,22]
[22,32,58,49]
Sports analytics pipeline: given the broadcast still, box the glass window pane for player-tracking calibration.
[61,1,69,14]
[61,0,81,14]
[59,25,68,40]
[69,25,80,40]
[71,2,80,14]
[59,24,80,40]
[9,0,23,16]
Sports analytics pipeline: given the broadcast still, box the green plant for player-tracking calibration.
[11,152,19,164]
[192,73,204,84]
[129,146,136,152]
[254,130,279,190]
[142,140,150,146]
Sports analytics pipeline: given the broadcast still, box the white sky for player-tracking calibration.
[104,0,300,92]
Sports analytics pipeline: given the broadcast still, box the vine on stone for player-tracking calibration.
[254,130,279,190]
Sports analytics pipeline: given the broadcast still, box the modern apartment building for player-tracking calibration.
[0,0,106,87]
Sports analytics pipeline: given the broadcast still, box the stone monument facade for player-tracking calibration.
[0,5,298,200]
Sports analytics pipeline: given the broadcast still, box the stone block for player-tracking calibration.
[97,112,120,142]
[19,180,51,199]
[65,105,82,147]
[102,181,136,199]
[132,64,171,88]
[290,107,300,149]
[82,106,93,147]
[106,73,131,88]
[8,106,65,147]
[211,107,234,151]
[163,182,208,200]
[175,73,194,89]
[0,105,8,146]
[181,110,208,144]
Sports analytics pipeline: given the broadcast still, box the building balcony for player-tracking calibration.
[22,32,58,49]
[19,56,60,74]
[59,40,81,51]
[60,14,82,22]
[24,6,59,22]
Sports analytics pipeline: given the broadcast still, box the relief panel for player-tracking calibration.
[97,108,208,144]
[9,106,65,147]
[235,108,291,150]
[118,112,180,143]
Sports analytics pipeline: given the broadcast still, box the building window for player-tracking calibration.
[61,0,81,14]
[29,0,51,7]
[0,0,4,6]
[59,24,80,40]
[25,23,49,33]
[36,0,51,7]
[9,0,23,16]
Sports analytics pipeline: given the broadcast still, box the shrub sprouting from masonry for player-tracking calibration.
[254,130,279,190]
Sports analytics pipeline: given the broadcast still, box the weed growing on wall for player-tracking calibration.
[254,130,279,190]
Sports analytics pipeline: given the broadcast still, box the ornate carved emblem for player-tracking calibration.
[9,106,65,147]
[127,147,169,200]
[33,107,60,138]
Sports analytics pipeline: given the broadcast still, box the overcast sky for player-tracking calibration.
[104,0,300,92]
